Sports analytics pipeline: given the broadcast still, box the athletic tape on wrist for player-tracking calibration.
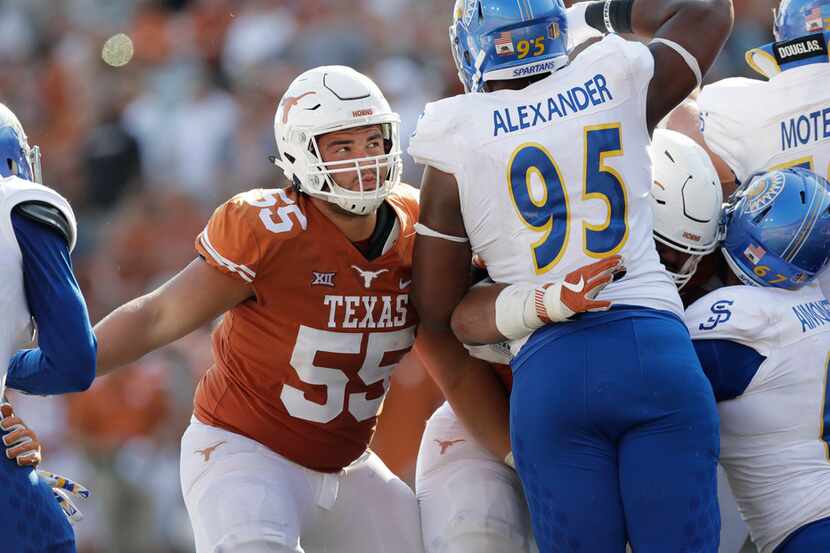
[495,284,541,341]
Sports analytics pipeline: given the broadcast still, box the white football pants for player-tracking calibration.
[416,402,535,553]
[180,418,425,553]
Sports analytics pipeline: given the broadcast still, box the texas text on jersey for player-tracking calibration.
[193,184,419,472]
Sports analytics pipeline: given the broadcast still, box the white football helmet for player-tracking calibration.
[0,103,41,183]
[650,129,724,288]
[272,66,402,215]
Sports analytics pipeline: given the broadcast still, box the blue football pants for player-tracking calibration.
[774,516,830,553]
[0,457,75,553]
[510,309,720,553]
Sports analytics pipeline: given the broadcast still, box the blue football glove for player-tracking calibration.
[37,470,91,525]
[1,402,91,524]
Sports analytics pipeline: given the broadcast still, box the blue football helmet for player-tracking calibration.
[774,0,830,42]
[721,167,830,290]
[450,0,569,93]
[0,103,41,183]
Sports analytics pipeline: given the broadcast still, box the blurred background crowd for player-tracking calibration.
[0,0,777,551]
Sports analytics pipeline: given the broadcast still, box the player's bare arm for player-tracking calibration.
[450,283,506,346]
[413,166,512,461]
[450,257,623,346]
[633,0,734,131]
[663,97,737,196]
[94,258,253,375]
[573,0,733,132]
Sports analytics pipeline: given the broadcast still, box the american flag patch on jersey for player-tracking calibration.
[495,32,514,56]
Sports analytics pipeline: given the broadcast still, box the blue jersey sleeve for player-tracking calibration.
[693,339,765,402]
[5,210,96,394]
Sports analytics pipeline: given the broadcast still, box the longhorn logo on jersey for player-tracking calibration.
[351,266,388,288]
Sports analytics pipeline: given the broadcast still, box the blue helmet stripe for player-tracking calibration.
[516,0,528,21]
[524,0,535,18]
[723,167,830,290]
[781,187,816,261]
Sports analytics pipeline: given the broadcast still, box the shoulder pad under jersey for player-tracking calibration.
[699,78,765,183]
[1,176,77,252]
[13,202,73,246]
[408,95,467,175]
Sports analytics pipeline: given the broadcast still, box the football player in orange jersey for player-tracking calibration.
[89,66,424,553]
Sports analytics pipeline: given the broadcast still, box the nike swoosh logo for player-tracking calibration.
[562,277,585,294]
[399,279,412,289]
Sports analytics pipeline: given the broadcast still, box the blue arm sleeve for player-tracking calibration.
[693,339,765,402]
[5,211,96,394]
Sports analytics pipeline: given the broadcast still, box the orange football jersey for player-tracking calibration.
[194,185,419,472]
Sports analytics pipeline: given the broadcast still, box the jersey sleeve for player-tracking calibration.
[3,177,78,252]
[196,194,265,284]
[612,34,655,86]
[6,212,96,395]
[593,34,654,134]
[698,79,755,183]
[685,286,774,356]
[693,339,765,402]
[407,97,464,175]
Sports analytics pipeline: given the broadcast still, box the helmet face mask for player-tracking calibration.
[654,238,706,289]
[273,66,403,216]
[721,167,830,290]
[649,129,724,289]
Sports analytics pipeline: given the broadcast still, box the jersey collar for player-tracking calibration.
[745,30,830,79]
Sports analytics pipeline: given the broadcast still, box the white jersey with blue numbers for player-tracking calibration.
[686,283,830,553]
[0,175,76,397]
[699,64,830,186]
[698,63,830,297]
[409,34,682,330]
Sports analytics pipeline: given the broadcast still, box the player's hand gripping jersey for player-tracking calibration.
[687,283,830,553]
[0,176,76,396]
[410,34,682,333]
[194,185,418,472]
